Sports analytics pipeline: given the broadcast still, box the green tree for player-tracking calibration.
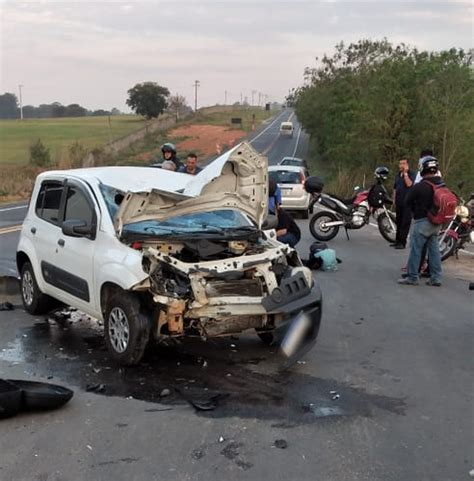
[126,82,170,119]
[0,92,18,119]
[295,40,473,194]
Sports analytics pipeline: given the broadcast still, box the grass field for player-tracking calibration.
[192,107,273,132]
[0,115,148,165]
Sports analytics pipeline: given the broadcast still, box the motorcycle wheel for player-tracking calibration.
[439,234,457,261]
[309,211,340,241]
[377,212,396,243]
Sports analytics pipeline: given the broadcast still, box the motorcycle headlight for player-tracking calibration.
[455,205,469,218]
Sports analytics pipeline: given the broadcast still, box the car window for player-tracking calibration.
[64,186,94,225]
[280,124,293,130]
[269,170,301,184]
[35,182,63,225]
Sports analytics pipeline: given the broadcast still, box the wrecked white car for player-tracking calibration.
[17,142,322,367]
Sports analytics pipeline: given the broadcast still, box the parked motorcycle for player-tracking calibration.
[305,169,396,242]
[438,191,474,261]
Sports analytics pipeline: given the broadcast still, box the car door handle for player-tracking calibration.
[57,239,65,247]
[30,227,36,234]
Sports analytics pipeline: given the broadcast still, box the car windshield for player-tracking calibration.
[269,170,300,184]
[281,124,292,130]
[123,210,254,237]
[99,184,255,237]
[281,159,302,166]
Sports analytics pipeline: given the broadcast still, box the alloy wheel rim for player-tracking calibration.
[108,307,130,354]
[22,270,34,306]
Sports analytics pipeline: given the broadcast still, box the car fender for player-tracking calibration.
[96,259,148,295]
[16,234,47,291]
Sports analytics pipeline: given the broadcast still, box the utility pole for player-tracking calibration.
[194,80,200,111]
[240,92,243,105]
[18,84,24,120]
[224,90,227,105]
[251,90,257,106]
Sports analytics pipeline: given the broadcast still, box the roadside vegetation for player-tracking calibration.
[293,40,474,196]
[0,106,273,202]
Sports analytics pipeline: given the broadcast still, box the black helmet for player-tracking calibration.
[161,142,176,155]
[374,166,389,181]
[420,156,439,176]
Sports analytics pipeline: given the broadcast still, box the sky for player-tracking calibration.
[0,1,472,111]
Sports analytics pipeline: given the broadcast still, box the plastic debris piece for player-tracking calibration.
[218,436,225,443]
[86,383,105,393]
[274,439,288,449]
[160,388,171,397]
[86,445,93,451]
[332,394,340,401]
[329,390,337,395]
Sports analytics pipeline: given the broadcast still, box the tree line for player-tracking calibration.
[0,93,121,119]
[293,40,474,193]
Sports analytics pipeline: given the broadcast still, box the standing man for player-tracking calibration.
[391,158,416,249]
[179,153,202,175]
[398,157,444,287]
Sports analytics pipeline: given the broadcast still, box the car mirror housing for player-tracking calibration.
[62,219,94,239]
[262,214,278,230]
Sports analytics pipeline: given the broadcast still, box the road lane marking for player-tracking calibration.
[292,126,302,157]
[249,110,290,145]
[0,204,28,212]
[0,225,22,235]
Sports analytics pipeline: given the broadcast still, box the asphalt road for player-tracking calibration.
[0,110,473,481]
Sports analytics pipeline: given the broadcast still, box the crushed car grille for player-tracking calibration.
[204,279,263,297]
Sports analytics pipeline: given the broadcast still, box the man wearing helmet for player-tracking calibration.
[398,156,444,286]
[160,143,182,170]
[391,158,416,249]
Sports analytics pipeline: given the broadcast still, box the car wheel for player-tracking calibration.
[20,261,55,315]
[104,292,150,366]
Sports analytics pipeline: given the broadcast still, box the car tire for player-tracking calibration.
[20,262,56,315]
[104,292,150,366]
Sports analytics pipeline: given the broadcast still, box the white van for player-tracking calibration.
[279,121,294,138]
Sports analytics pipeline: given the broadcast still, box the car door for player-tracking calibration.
[47,180,98,313]
[30,180,67,299]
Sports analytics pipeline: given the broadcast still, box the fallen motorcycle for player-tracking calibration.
[305,169,396,242]
[438,190,474,261]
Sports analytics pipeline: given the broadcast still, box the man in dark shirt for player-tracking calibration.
[398,157,444,286]
[179,153,202,175]
[269,179,301,247]
[392,158,416,248]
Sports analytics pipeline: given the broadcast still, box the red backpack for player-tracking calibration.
[424,180,457,225]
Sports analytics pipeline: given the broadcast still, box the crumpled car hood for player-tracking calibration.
[114,141,268,234]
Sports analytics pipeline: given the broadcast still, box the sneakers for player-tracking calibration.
[394,244,406,249]
[426,279,442,287]
[397,278,419,286]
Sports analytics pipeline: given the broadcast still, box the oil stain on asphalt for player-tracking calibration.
[0,312,406,425]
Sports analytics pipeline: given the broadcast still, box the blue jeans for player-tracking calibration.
[278,232,299,247]
[407,218,442,283]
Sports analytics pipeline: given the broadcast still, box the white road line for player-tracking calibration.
[0,204,28,212]
[292,126,302,157]
[249,110,289,144]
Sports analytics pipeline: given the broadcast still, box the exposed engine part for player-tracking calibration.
[228,240,248,255]
[149,262,190,298]
[199,315,265,336]
[157,299,186,335]
[352,205,369,227]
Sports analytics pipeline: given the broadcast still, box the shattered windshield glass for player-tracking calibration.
[122,210,255,237]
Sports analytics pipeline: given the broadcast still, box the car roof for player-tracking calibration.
[37,166,192,193]
[280,157,303,162]
[280,121,293,126]
[268,165,303,172]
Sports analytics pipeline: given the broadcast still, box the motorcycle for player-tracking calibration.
[438,191,474,261]
[307,183,396,242]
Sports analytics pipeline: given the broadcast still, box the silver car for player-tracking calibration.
[268,165,312,218]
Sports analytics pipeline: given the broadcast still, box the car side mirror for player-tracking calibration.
[262,214,278,230]
[62,219,94,238]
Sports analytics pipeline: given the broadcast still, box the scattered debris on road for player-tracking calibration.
[160,388,171,397]
[274,439,288,449]
[0,302,14,311]
[86,383,106,393]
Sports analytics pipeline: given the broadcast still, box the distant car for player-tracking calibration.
[16,142,322,367]
[279,121,294,138]
[279,157,309,169]
[268,165,311,218]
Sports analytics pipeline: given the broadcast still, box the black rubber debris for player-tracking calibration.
[0,379,22,419]
[0,302,14,311]
[8,379,73,411]
[274,439,288,449]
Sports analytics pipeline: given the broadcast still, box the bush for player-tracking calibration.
[29,139,51,166]
[68,141,88,168]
